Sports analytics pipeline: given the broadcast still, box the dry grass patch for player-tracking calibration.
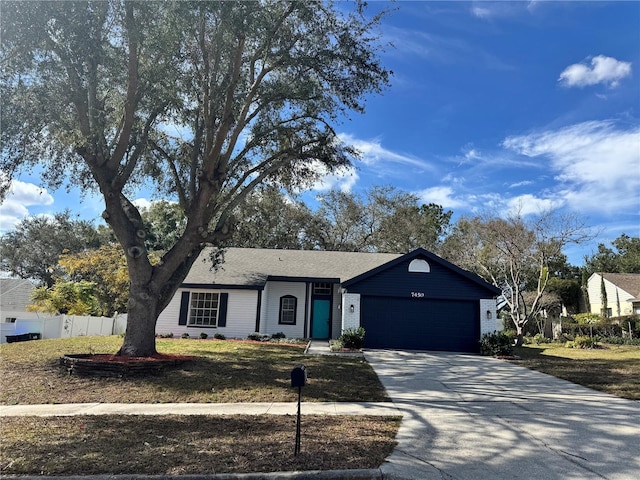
[0,336,388,405]
[0,415,400,475]
[511,344,640,400]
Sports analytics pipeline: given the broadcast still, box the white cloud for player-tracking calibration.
[415,186,466,209]
[502,120,640,214]
[306,162,359,194]
[508,180,534,189]
[132,198,153,211]
[339,133,435,171]
[470,1,539,20]
[471,6,492,19]
[558,55,632,88]
[505,194,564,216]
[0,180,54,231]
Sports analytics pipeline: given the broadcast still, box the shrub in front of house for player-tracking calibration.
[565,335,596,349]
[272,332,286,339]
[247,332,270,342]
[479,331,513,356]
[214,333,226,340]
[181,332,190,339]
[199,332,208,340]
[339,327,366,349]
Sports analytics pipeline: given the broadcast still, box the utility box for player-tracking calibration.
[291,364,307,388]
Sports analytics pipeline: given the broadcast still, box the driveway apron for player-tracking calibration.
[365,350,640,480]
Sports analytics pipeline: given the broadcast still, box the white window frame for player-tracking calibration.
[188,291,220,327]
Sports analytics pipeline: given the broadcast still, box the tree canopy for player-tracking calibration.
[1,0,391,355]
[0,210,104,287]
[584,234,640,275]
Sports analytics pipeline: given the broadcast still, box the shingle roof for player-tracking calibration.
[601,273,640,298]
[0,278,36,310]
[183,248,402,287]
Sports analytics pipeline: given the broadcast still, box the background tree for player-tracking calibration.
[58,244,139,315]
[229,185,315,249]
[310,189,374,251]
[600,275,608,317]
[585,234,640,275]
[28,281,102,316]
[138,201,187,253]
[309,186,451,252]
[442,211,592,345]
[0,210,103,287]
[546,277,581,314]
[1,1,390,356]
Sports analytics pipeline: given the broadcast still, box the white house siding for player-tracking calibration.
[588,274,635,317]
[479,298,497,335]
[262,282,306,338]
[156,289,258,339]
[341,293,361,333]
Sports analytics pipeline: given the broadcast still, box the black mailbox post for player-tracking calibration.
[291,364,306,456]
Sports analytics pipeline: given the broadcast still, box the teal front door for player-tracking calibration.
[311,299,331,338]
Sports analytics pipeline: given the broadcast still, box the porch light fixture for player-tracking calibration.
[349,304,355,313]
[486,310,492,319]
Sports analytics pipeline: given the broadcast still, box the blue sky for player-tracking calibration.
[1,1,639,265]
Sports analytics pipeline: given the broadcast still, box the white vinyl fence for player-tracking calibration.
[0,312,127,344]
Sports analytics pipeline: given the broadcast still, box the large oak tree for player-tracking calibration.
[1,1,390,355]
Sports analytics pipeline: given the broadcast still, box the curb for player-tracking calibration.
[0,469,383,480]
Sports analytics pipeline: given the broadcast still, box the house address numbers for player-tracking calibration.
[411,292,425,298]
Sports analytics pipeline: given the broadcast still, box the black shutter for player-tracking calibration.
[218,293,228,327]
[178,291,190,326]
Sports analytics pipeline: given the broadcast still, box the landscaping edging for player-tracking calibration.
[60,354,194,378]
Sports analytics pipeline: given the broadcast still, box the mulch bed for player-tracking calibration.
[60,353,194,377]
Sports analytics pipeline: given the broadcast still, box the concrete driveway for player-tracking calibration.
[365,350,640,480]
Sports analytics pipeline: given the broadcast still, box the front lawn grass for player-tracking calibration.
[0,415,400,475]
[0,336,388,404]
[511,343,640,400]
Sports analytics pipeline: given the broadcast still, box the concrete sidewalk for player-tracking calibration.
[0,401,399,417]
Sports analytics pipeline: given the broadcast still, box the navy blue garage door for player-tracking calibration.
[361,296,480,352]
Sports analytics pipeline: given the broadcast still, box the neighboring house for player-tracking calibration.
[0,278,36,323]
[156,247,501,353]
[587,273,640,317]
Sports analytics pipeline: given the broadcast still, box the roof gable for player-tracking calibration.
[342,248,502,296]
[593,273,640,297]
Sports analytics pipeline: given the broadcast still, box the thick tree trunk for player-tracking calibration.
[117,285,160,357]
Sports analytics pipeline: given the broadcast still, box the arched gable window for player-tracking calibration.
[408,259,430,273]
[279,295,297,325]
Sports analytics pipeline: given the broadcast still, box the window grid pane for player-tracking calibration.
[313,282,331,295]
[189,292,219,327]
[280,296,296,324]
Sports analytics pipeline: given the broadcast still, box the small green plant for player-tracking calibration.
[532,333,548,345]
[214,333,226,340]
[339,327,366,349]
[247,332,270,341]
[199,332,208,340]
[272,332,286,339]
[181,332,190,339]
[574,313,602,325]
[479,331,513,356]
[565,335,595,349]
